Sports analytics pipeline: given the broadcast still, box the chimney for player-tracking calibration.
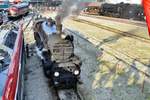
[55,15,62,34]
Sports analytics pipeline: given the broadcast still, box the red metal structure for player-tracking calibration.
[10,0,22,4]
[143,0,150,35]
[1,24,25,100]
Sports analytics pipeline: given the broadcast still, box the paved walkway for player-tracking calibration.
[24,51,53,100]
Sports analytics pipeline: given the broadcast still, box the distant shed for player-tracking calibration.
[82,2,101,15]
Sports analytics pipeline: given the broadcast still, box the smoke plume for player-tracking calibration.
[56,0,84,22]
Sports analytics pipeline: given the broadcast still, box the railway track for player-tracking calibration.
[26,39,84,100]
[54,88,83,100]
[81,14,146,27]
[24,13,84,100]
[72,18,150,44]
[65,28,150,78]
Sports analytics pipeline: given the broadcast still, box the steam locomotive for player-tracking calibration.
[84,3,145,21]
[99,3,144,21]
[8,2,29,18]
[33,16,82,89]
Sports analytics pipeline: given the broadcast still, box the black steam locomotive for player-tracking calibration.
[99,3,145,21]
[33,17,82,89]
[84,2,145,21]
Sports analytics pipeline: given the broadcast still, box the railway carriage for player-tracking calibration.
[0,24,26,100]
[0,13,3,25]
[0,0,10,11]
[8,2,29,18]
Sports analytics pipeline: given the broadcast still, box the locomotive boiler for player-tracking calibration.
[33,16,82,89]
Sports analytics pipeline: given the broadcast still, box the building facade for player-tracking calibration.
[79,0,142,4]
[79,0,96,2]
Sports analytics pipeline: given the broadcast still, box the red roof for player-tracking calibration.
[80,2,101,7]
[80,2,90,7]
[87,2,101,7]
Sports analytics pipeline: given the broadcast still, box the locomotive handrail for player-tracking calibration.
[2,23,23,100]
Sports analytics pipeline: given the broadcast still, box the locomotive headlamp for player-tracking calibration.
[74,70,80,75]
[61,33,66,39]
[54,72,59,77]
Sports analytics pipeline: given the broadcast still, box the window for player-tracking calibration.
[4,31,17,49]
[0,49,10,72]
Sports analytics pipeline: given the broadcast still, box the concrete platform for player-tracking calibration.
[23,14,53,100]
[24,54,53,100]
[65,28,150,100]
[77,15,149,40]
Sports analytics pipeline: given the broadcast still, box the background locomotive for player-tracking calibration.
[100,3,144,21]
[33,16,82,89]
[8,2,29,18]
[84,2,145,21]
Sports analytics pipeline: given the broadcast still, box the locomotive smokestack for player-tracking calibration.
[55,15,62,34]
